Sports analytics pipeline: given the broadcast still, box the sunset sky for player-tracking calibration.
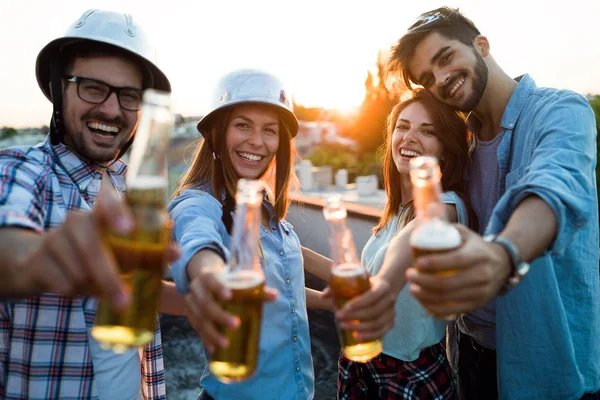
[1,0,599,128]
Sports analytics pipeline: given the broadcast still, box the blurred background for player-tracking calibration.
[2,1,599,398]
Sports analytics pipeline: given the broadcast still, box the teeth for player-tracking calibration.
[88,121,119,133]
[400,149,422,157]
[239,152,262,162]
[449,77,465,97]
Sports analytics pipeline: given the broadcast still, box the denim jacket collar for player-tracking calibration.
[466,74,534,135]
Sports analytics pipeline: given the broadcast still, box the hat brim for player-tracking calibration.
[36,37,171,101]
[197,100,299,140]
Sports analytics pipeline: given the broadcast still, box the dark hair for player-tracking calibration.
[373,88,474,234]
[387,7,481,92]
[172,105,298,221]
[59,40,153,89]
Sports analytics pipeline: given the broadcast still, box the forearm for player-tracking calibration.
[158,280,188,316]
[499,195,557,262]
[186,248,226,280]
[0,228,44,295]
[306,287,332,310]
[302,246,332,282]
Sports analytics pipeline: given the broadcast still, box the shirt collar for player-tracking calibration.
[466,74,536,134]
[198,180,281,225]
[45,136,128,193]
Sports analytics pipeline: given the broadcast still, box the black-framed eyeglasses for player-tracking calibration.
[407,11,444,32]
[63,75,143,111]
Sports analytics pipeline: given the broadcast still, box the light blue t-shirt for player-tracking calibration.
[168,186,314,400]
[361,191,469,361]
[85,300,141,400]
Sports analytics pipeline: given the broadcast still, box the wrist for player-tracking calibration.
[483,234,531,295]
[376,272,401,298]
[187,249,224,281]
[489,242,512,285]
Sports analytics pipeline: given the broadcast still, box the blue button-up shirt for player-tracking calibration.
[479,75,599,399]
[168,186,314,400]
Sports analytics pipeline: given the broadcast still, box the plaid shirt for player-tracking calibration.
[0,137,166,400]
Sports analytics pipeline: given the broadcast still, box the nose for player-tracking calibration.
[247,127,264,147]
[97,92,122,118]
[403,127,419,143]
[434,68,451,88]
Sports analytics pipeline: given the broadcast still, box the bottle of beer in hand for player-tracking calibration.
[323,194,383,362]
[92,89,174,352]
[409,156,462,320]
[210,179,266,383]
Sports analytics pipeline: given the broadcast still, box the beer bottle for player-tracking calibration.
[409,155,462,320]
[210,179,266,383]
[323,194,383,362]
[92,89,174,352]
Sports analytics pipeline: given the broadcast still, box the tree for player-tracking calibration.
[293,103,325,122]
[347,50,398,156]
[588,96,600,215]
[0,127,18,140]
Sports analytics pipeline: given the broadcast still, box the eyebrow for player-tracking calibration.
[417,45,451,84]
[232,115,278,126]
[396,118,435,127]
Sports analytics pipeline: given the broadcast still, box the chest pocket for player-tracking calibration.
[280,221,301,253]
[505,165,523,190]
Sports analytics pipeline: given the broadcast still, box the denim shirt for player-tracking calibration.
[477,75,599,399]
[362,191,468,362]
[168,186,314,400]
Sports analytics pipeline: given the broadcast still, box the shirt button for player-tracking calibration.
[279,251,284,256]
[293,336,297,341]
[286,279,290,284]
[295,366,300,371]
[291,308,295,314]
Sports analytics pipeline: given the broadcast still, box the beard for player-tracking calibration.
[456,49,489,112]
[64,112,132,164]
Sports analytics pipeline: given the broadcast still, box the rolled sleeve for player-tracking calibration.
[490,94,597,256]
[0,150,48,232]
[168,189,229,294]
[441,191,469,227]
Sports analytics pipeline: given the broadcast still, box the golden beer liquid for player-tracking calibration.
[91,178,169,352]
[410,223,461,321]
[330,263,383,362]
[411,245,460,277]
[209,271,265,382]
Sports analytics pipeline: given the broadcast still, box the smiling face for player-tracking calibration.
[408,32,488,112]
[62,54,143,163]
[225,104,280,180]
[391,101,444,176]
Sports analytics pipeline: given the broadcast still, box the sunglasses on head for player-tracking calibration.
[407,11,445,32]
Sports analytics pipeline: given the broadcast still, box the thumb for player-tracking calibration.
[321,286,332,299]
[95,177,133,234]
[263,287,279,302]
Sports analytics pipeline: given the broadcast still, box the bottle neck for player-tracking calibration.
[327,217,360,267]
[228,200,263,273]
[413,180,446,223]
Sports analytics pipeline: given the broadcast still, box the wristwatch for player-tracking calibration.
[483,234,530,295]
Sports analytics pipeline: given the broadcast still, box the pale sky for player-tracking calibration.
[2,0,599,128]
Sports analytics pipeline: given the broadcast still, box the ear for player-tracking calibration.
[473,35,490,57]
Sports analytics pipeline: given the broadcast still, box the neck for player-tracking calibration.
[399,174,413,206]
[61,140,119,172]
[472,60,518,141]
